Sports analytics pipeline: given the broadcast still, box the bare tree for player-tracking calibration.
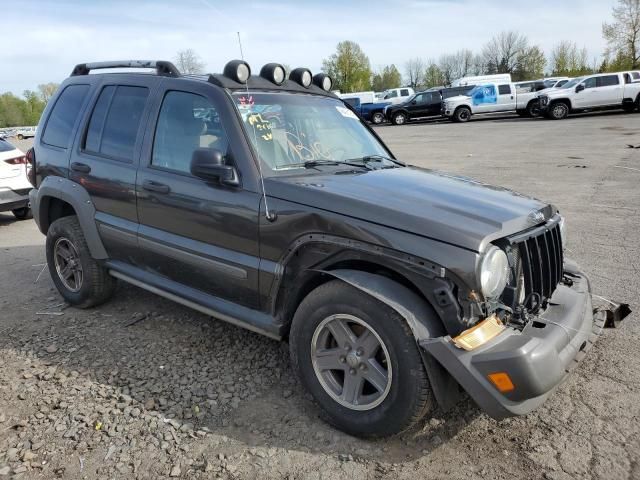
[37,83,59,103]
[603,0,640,68]
[404,58,425,89]
[438,50,476,84]
[174,49,205,74]
[482,31,528,74]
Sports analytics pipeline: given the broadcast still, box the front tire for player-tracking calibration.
[453,106,471,123]
[289,280,434,437]
[12,207,32,220]
[46,216,116,308]
[391,112,408,125]
[547,102,569,120]
[526,100,541,117]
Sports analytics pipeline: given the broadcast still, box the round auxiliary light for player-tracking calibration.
[313,73,333,91]
[223,59,251,84]
[260,63,286,85]
[289,67,312,88]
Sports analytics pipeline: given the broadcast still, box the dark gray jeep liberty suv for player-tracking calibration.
[27,60,627,437]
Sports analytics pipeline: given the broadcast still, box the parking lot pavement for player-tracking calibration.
[0,114,639,479]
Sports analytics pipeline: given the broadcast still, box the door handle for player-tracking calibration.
[70,162,91,173]
[142,180,170,194]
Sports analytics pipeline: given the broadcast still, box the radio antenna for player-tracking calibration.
[237,31,275,222]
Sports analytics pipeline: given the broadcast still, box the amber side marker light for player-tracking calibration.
[452,314,504,351]
[487,372,515,393]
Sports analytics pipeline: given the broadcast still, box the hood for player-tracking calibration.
[266,166,552,252]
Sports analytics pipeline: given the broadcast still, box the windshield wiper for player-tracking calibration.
[276,159,371,170]
[342,155,406,168]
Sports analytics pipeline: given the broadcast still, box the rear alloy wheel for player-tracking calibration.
[11,207,32,220]
[392,112,407,125]
[289,280,434,437]
[371,112,385,124]
[527,100,541,117]
[453,106,471,123]
[549,102,569,120]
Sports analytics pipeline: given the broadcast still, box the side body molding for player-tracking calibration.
[31,175,108,259]
[319,269,460,411]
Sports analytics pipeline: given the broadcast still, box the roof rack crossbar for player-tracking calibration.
[71,60,180,77]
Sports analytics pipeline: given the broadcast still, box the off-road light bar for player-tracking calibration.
[313,73,332,91]
[260,63,286,85]
[289,68,312,88]
[224,60,251,84]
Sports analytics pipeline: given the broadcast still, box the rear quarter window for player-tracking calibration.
[42,84,90,148]
[0,139,15,152]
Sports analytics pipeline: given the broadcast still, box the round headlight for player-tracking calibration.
[559,216,567,248]
[479,246,509,299]
[259,63,286,85]
[290,68,313,88]
[312,73,332,91]
[223,60,251,84]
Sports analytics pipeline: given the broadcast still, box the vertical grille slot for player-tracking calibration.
[511,220,563,312]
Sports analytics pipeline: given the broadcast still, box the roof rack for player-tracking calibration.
[71,60,180,77]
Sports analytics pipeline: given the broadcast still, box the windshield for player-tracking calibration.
[233,92,389,172]
[559,77,585,89]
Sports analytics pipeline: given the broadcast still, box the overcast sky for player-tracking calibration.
[1,0,616,95]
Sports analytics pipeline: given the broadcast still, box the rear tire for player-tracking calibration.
[453,106,471,123]
[526,100,541,117]
[289,280,434,438]
[371,112,385,124]
[46,216,116,308]
[12,207,32,220]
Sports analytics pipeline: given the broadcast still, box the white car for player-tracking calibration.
[538,72,640,119]
[380,87,415,105]
[0,138,32,219]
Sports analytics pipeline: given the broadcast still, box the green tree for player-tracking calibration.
[514,45,547,80]
[549,41,592,76]
[603,0,640,69]
[423,62,445,88]
[371,64,402,91]
[322,41,372,93]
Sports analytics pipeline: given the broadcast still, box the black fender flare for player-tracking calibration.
[31,175,108,259]
[320,268,460,411]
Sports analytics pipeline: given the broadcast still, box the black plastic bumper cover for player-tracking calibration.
[420,260,605,419]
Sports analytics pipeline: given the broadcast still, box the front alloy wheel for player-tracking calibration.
[289,280,434,437]
[311,314,392,410]
[550,102,569,120]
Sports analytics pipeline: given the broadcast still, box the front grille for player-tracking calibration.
[505,217,563,311]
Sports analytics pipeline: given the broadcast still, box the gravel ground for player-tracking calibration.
[0,112,638,479]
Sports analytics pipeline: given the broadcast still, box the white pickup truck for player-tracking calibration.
[442,81,544,122]
[538,72,640,120]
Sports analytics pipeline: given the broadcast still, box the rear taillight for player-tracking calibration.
[26,148,36,187]
[4,155,27,165]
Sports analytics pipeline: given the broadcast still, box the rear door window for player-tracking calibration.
[400,89,410,96]
[597,75,620,87]
[42,84,90,148]
[84,85,149,162]
[498,84,512,95]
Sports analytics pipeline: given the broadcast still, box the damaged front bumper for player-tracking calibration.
[420,260,624,419]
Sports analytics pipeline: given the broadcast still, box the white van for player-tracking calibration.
[338,91,376,105]
[451,74,512,87]
[380,87,415,105]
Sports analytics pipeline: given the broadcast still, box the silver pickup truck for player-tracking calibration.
[539,72,640,120]
[442,81,546,122]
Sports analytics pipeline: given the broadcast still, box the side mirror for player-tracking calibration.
[190,148,239,187]
[575,84,585,93]
[410,100,417,105]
